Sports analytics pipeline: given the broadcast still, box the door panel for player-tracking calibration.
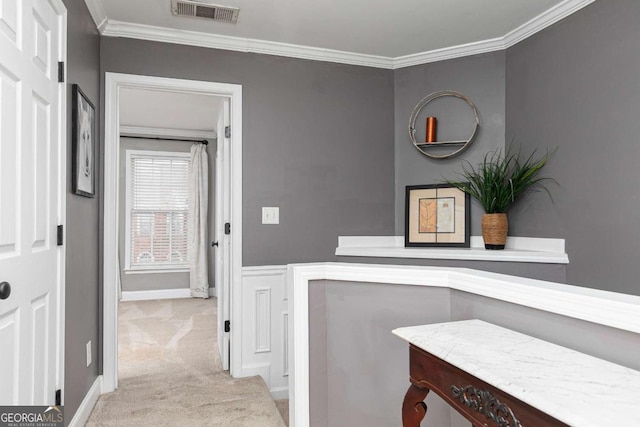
[32,10,49,75]
[32,93,50,251]
[0,67,19,257]
[0,308,20,404]
[30,294,49,404]
[0,0,20,46]
[0,0,62,406]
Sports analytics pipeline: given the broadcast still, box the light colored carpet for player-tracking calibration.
[87,298,286,426]
[274,399,289,426]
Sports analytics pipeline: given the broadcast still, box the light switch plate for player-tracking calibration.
[86,341,92,367]
[262,207,279,224]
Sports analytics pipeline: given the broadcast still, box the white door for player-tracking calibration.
[0,0,65,405]
[215,98,231,370]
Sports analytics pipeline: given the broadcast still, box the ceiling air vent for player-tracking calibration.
[171,0,239,24]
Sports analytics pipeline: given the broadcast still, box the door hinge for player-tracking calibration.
[224,320,230,333]
[224,222,231,235]
[55,389,61,406]
[58,62,64,83]
[225,126,231,138]
[57,225,63,246]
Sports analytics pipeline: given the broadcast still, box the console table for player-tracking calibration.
[393,320,640,427]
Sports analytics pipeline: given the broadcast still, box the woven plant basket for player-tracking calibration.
[481,213,508,250]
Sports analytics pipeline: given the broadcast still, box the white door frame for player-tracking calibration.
[52,0,68,404]
[103,73,243,392]
[215,98,231,370]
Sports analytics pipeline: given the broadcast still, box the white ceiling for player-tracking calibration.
[119,88,223,132]
[87,0,595,68]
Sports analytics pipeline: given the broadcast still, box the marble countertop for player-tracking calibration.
[393,319,640,426]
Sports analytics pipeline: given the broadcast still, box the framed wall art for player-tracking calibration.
[72,84,96,197]
[405,184,470,247]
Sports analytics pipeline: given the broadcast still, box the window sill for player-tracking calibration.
[124,267,189,275]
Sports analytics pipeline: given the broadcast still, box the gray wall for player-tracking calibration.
[118,137,214,292]
[63,0,101,423]
[450,290,640,371]
[391,0,640,297]
[394,51,506,235]
[505,0,640,296]
[308,281,329,427]
[100,38,396,267]
[309,281,453,427]
[309,280,640,426]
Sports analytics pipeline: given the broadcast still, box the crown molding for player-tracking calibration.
[504,0,597,48]
[393,37,506,69]
[393,0,597,68]
[101,20,395,69]
[119,125,216,140]
[92,0,596,69]
[84,0,108,32]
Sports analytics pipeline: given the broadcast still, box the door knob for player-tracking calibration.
[211,241,219,247]
[0,282,11,300]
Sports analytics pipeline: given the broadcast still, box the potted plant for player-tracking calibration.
[444,149,555,250]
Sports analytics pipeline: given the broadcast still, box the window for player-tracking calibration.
[125,150,191,271]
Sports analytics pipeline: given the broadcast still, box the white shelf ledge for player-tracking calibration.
[335,236,569,264]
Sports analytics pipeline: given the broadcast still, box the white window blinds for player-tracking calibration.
[127,152,191,269]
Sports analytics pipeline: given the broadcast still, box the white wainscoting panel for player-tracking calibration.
[282,312,289,377]
[241,266,288,397]
[254,288,272,353]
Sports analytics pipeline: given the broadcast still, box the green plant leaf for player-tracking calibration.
[442,148,556,213]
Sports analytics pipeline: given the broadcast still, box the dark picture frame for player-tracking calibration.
[72,84,96,197]
[405,184,470,247]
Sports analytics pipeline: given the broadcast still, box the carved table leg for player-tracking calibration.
[402,383,429,427]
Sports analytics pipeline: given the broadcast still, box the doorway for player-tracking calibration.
[103,73,243,393]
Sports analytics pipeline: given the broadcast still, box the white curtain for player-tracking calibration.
[188,143,210,298]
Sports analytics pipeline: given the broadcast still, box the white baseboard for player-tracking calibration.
[240,363,289,399]
[68,375,103,427]
[270,386,289,400]
[121,288,216,301]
